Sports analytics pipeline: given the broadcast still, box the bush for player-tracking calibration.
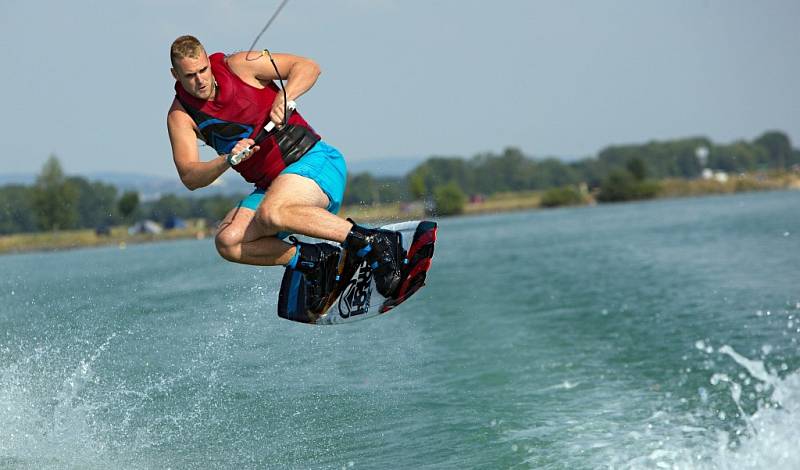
[597,170,660,202]
[633,180,661,199]
[431,182,466,216]
[540,186,586,208]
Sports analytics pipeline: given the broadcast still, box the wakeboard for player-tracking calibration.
[277,220,437,325]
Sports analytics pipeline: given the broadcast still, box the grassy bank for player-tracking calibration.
[657,172,800,198]
[2,172,798,255]
[0,222,208,254]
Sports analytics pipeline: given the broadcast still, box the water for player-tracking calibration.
[1,190,799,469]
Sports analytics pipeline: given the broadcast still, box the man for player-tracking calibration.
[167,35,403,311]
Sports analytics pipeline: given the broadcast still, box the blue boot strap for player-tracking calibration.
[357,244,372,258]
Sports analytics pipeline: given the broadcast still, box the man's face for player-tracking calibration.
[171,51,215,100]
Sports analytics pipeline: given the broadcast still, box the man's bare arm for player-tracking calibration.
[167,101,255,190]
[227,51,321,124]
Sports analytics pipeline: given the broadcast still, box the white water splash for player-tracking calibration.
[0,334,119,468]
[717,345,778,389]
[639,344,800,470]
[699,350,799,470]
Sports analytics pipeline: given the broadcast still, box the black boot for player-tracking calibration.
[344,222,405,298]
[289,237,341,313]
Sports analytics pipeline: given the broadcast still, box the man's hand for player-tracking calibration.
[228,138,260,165]
[270,92,288,126]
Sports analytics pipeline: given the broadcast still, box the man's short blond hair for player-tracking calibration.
[170,35,206,67]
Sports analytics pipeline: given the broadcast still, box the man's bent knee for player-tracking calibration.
[256,202,289,234]
[215,227,242,262]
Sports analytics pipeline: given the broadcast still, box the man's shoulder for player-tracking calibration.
[167,99,193,128]
[223,51,251,63]
[223,51,261,76]
[167,97,184,116]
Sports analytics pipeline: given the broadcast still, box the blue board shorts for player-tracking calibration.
[236,140,347,236]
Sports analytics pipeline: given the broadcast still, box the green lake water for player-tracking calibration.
[1,190,799,469]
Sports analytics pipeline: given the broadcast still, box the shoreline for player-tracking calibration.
[2,176,798,256]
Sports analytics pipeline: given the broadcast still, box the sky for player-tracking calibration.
[1,0,798,178]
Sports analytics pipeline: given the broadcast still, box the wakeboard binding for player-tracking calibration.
[287,237,341,314]
[277,220,438,324]
[379,220,437,313]
[342,221,406,298]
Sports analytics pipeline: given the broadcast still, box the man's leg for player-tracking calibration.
[215,173,351,267]
[252,173,350,311]
[217,140,404,298]
[215,204,295,266]
[259,173,405,298]
[255,173,352,243]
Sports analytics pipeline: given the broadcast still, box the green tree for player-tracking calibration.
[0,185,37,234]
[431,182,466,216]
[532,158,580,189]
[754,131,792,169]
[597,137,709,179]
[343,172,380,205]
[626,157,647,181]
[709,142,763,172]
[571,158,610,188]
[408,171,428,200]
[471,148,537,193]
[67,176,118,228]
[31,155,79,231]
[597,170,635,202]
[408,157,472,197]
[118,191,140,222]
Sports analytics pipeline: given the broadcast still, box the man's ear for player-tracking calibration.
[170,68,178,80]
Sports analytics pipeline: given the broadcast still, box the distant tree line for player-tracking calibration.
[405,131,796,197]
[1,131,797,234]
[0,156,245,235]
[343,130,798,213]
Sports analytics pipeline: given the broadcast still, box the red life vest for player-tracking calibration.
[174,52,320,189]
